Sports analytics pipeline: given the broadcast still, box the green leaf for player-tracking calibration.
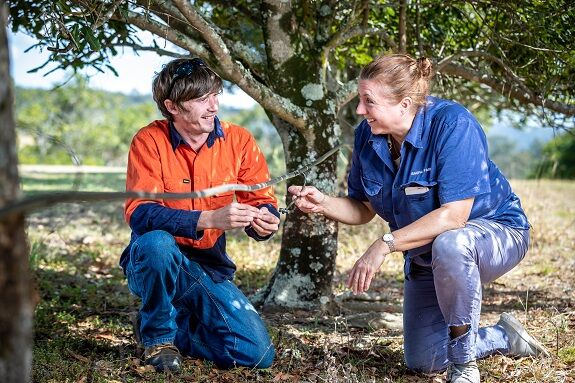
[106,64,119,76]
[57,0,72,14]
[82,26,101,51]
[118,4,129,20]
[70,24,81,44]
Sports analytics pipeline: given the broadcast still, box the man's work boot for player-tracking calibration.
[144,344,183,373]
[498,312,550,358]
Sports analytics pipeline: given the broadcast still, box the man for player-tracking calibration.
[120,58,280,373]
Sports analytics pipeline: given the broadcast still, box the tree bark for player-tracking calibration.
[0,1,33,381]
[253,115,340,310]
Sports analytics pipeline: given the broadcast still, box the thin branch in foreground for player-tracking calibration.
[1,146,342,220]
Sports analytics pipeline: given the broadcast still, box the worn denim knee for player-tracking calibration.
[432,229,477,281]
[431,228,481,326]
[404,327,449,373]
[127,230,275,367]
[214,337,275,369]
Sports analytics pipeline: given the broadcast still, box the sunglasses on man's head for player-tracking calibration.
[168,58,206,95]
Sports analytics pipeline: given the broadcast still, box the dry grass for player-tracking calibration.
[24,177,574,382]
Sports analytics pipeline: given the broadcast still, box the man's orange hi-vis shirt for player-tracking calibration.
[120,118,278,282]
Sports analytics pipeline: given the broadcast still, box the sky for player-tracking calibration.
[8,30,257,109]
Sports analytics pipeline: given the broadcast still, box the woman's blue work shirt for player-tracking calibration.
[347,96,530,260]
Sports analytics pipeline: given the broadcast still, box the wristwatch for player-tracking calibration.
[381,233,396,253]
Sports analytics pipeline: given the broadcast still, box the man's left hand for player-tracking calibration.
[251,207,280,237]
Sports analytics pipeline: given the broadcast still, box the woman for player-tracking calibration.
[288,54,549,382]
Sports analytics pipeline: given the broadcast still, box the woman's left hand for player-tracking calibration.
[346,239,388,295]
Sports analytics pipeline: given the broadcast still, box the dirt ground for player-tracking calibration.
[25,179,574,382]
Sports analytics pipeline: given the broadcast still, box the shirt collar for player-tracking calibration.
[169,116,225,151]
[404,96,436,149]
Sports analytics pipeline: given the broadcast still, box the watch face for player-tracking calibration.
[383,233,394,242]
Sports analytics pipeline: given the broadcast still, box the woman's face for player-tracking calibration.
[356,79,405,136]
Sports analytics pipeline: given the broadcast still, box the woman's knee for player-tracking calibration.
[404,348,447,373]
[432,229,476,269]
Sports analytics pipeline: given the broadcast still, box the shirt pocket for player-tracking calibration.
[400,180,439,222]
[209,178,237,209]
[163,177,192,210]
[360,173,385,214]
[209,190,235,209]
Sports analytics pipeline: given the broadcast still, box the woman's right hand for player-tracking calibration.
[287,185,327,214]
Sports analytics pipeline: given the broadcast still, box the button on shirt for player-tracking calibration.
[120,117,279,282]
[348,96,529,259]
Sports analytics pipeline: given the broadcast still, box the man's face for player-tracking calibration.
[170,91,220,134]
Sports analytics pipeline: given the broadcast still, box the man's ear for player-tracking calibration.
[164,99,179,115]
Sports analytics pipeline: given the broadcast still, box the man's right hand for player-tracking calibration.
[197,202,262,231]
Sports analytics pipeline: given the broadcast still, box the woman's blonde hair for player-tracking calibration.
[360,54,434,109]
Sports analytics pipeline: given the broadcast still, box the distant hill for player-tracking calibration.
[486,123,556,150]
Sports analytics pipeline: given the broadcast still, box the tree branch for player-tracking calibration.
[326,26,398,53]
[209,0,262,25]
[319,2,366,84]
[261,0,295,68]
[172,0,307,129]
[92,0,125,30]
[115,43,184,58]
[120,9,210,58]
[437,50,531,95]
[415,0,423,55]
[336,78,358,108]
[222,38,268,84]
[1,145,341,220]
[322,1,367,54]
[398,0,407,53]
[440,62,575,116]
[132,0,203,41]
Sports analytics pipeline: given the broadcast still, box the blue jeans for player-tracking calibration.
[403,219,529,372]
[125,230,275,369]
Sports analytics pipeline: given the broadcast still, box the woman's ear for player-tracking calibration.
[400,97,413,110]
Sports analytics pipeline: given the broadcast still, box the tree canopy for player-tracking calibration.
[10,1,575,123]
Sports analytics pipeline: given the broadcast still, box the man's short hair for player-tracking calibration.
[152,58,223,121]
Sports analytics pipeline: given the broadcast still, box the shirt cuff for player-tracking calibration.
[178,210,204,240]
[244,203,280,241]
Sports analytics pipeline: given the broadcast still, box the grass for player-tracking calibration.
[21,173,575,382]
[21,172,126,194]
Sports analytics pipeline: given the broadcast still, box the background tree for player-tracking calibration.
[15,81,159,165]
[1,1,33,382]
[533,132,575,179]
[8,0,575,309]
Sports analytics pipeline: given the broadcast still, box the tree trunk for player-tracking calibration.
[255,115,339,310]
[0,1,34,381]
